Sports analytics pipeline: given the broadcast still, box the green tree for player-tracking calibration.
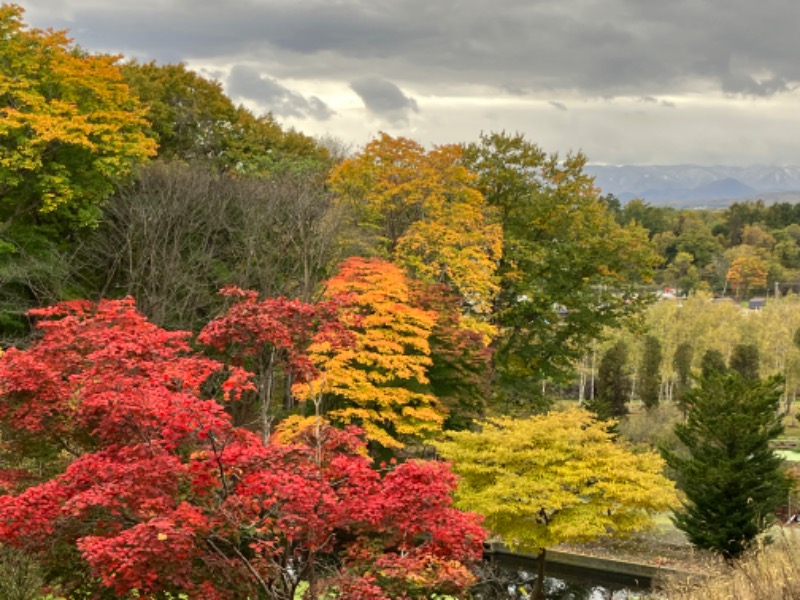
[730,343,761,381]
[121,61,237,163]
[463,132,659,395]
[121,61,327,173]
[435,408,677,600]
[639,335,663,409]
[662,251,700,293]
[411,282,492,431]
[662,374,790,559]
[0,5,155,342]
[725,200,766,246]
[700,348,728,378]
[591,340,630,418]
[674,214,722,269]
[619,199,676,237]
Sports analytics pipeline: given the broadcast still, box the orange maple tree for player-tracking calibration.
[726,255,768,299]
[294,257,446,449]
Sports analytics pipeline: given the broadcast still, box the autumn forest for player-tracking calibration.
[1,4,798,599]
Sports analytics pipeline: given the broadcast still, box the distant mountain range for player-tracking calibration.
[585,165,800,208]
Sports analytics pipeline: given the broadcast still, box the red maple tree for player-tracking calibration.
[0,298,485,599]
[198,286,354,436]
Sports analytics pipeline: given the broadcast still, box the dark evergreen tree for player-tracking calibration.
[793,325,800,351]
[662,374,790,559]
[590,340,630,419]
[729,343,760,381]
[700,348,727,379]
[639,335,662,409]
[673,342,694,417]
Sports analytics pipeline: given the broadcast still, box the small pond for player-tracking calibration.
[472,554,650,599]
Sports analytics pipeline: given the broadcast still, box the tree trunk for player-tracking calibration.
[532,547,547,600]
[260,348,277,443]
[283,372,295,411]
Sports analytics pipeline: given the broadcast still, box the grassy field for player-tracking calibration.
[656,530,800,599]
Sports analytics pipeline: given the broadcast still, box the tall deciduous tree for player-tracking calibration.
[76,162,345,331]
[435,408,676,600]
[0,5,155,227]
[663,374,790,559]
[328,133,502,316]
[0,298,486,599]
[294,257,445,450]
[727,255,768,299]
[121,61,327,174]
[411,282,493,431]
[463,132,659,394]
[673,341,694,416]
[0,5,155,341]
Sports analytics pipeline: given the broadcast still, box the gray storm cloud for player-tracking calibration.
[24,0,800,98]
[350,76,418,124]
[18,0,800,165]
[226,65,334,120]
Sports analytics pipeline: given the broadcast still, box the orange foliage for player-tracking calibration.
[727,255,768,298]
[294,257,445,449]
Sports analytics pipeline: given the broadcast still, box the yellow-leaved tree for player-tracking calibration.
[328,133,502,316]
[0,4,155,228]
[293,257,445,450]
[435,408,677,600]
[0,4,156,341]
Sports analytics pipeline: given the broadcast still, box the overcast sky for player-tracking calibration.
[19,0,800,165]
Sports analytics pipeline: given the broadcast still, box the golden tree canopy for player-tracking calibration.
[435,408,677,551]
[0,4,155,227]
[328,133,502,316]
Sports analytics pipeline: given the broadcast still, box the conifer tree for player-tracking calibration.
[700,348,727,378]
[639,335,662,409]
[730,342,761,381]
[591,340,630,418]
[662,373,790,559]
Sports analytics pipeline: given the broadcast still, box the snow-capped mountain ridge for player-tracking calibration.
[586,165,800,206]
